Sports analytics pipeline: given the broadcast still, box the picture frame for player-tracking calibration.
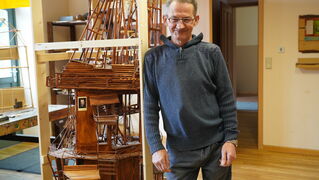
[78,96,87,111]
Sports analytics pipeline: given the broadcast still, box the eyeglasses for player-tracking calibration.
[167,17,195,24]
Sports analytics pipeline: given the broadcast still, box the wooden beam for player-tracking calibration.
[0,46,19,60]
[36,52,82,63]
[138,0,153,179]
[31,0,52,179]
[34,38,140,51]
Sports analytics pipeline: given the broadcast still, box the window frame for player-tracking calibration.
[0,8,20,88]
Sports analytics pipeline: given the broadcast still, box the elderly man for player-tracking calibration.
[143,0,238,179]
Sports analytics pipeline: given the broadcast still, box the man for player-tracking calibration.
[143,0,238,179]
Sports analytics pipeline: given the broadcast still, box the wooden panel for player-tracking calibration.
[90,94,119,105]
[0,87,25,110]
[0,47,19,60]
[0,115,37,136]
[75,90,98,154]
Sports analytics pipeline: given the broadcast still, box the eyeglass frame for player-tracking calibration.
[167,16,196,25]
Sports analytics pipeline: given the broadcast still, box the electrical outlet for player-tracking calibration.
[265,57,272,69]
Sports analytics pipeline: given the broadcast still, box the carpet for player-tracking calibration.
[0,140,20,149]
[0,147,40,174]
[236,101,258,111]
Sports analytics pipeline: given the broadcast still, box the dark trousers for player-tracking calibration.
[165,143,231,180]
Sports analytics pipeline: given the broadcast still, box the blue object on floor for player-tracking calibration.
[236,101,258,111]
[0,147,41,174]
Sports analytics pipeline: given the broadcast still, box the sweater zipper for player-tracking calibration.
[179,47,183,59]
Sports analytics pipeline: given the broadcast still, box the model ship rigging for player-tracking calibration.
[46,0,163,179]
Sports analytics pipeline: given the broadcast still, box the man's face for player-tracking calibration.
[164,1,199,47]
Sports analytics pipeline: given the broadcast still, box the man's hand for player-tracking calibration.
[220,142,237,167]
[152,149,171,172]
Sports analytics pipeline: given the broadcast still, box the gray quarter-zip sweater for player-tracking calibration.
[143,33,238,154]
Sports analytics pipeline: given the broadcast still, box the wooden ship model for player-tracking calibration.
[46,0,163,179]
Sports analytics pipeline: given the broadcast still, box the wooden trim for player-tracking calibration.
[209,0,213,43]
[228,0,258,7]
[263,145,319,156]
[258,0,264,150]
[296,64,319,69]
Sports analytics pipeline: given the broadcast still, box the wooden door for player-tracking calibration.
[220,1,236,96]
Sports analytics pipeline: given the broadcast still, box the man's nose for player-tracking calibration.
[176,21,186,28]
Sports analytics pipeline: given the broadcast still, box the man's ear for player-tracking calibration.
[163,15,168,26]
[194,15,200,26]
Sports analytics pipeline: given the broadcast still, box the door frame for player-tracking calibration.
[212,0,263,149]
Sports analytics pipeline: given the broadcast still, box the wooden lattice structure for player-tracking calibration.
[45,0,163,179]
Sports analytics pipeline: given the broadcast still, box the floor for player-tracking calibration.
[0,169,41,180]
[1,97,319,179]
[233,110,319,180]
[0,141,41,180]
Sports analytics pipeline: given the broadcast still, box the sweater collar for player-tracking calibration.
[160,33,203,49]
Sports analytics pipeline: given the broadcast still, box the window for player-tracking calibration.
[0,9,20,88]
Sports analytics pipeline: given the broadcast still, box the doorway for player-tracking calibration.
[213,0,259,149]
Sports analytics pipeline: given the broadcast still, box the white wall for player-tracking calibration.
[236,6,258,46]
[235,6,258,95]
[42,0,69,41]
[68,0,88,15]
[264,0,319,150]
[15,7,39,135]
[193,0,212,42]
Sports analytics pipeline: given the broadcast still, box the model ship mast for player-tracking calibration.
[46,0,163,179]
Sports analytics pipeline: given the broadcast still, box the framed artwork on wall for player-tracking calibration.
[299,15,319,52]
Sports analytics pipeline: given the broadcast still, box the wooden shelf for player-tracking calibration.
[296,58,319,70]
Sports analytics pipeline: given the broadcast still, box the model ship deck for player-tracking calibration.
[47,61,139,90]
